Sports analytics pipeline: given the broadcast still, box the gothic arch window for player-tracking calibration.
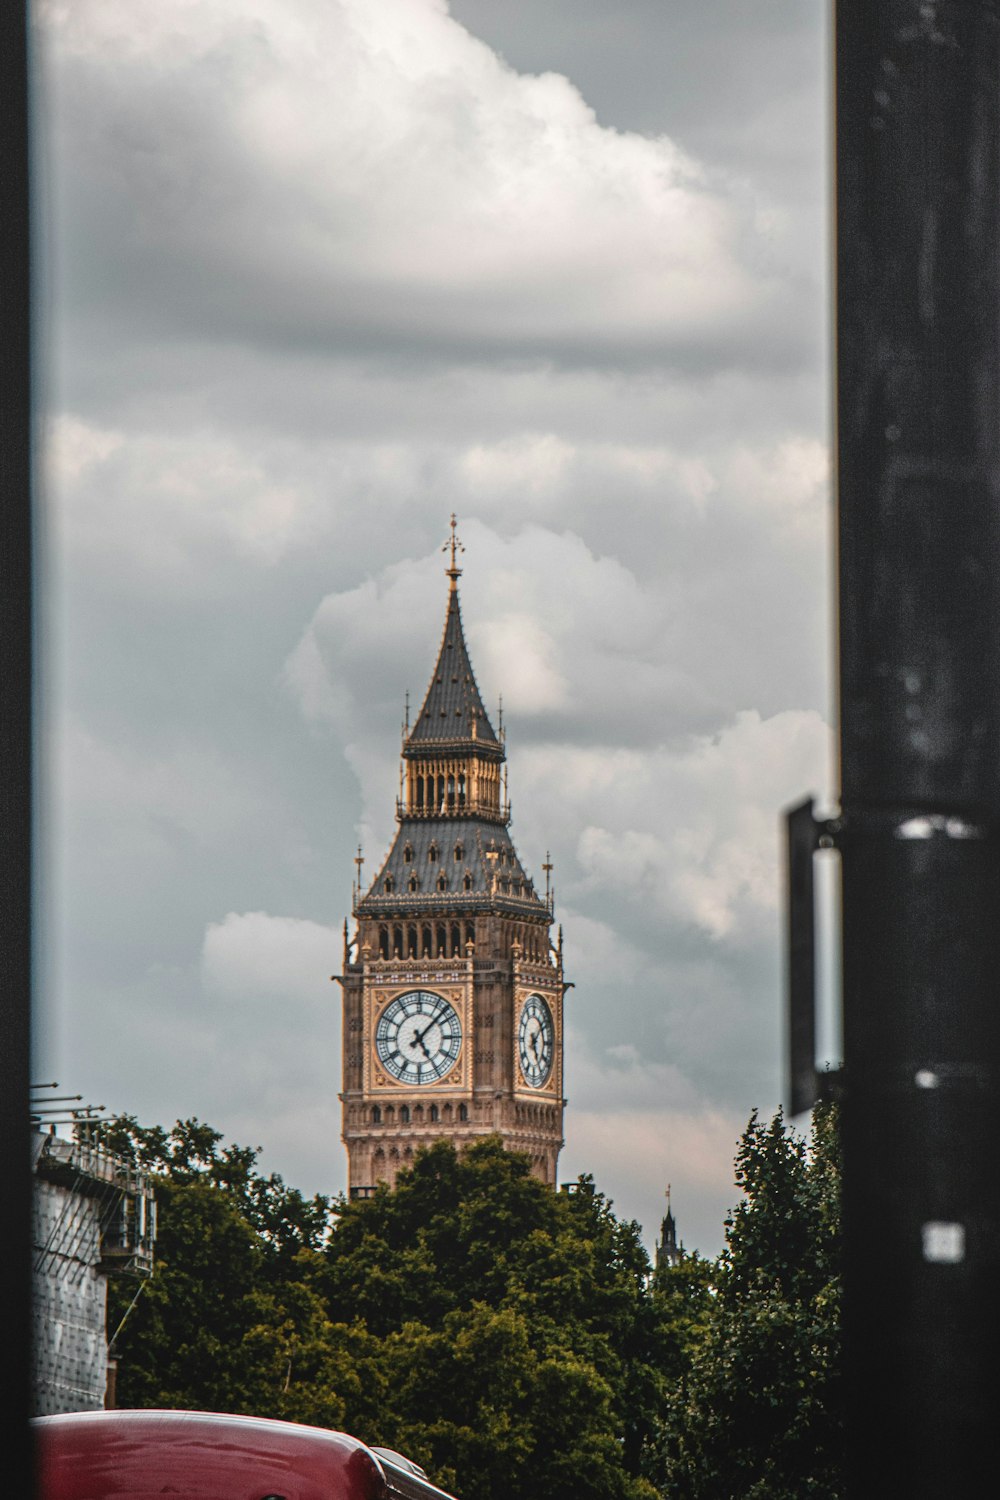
[458,1103,469,1122]
[430,1104,439,1123]
[450,923,461,956]
[465,921,475,948]
[400,1105,410,1124]
[403,843,414,864]
[409,875,419,893]
[458,772,466,807]
[407,924,417,957]
[443,1103,453,1121]
[379,926,389,959]
[437,873,448,893]
[463,872,473,892]
[415,777,424,809]
[436,924,447,956]
[428,843,439,863]
[447,774,455,809]
[414,1103,424,1122]
[392,924,403,956]
[421,924,432,957]
[371,1105,381,1124]
[385,1105,395,1123]
[374,1147,385,1162]
[384,875,394,893]
[454,842,464,861]
[437,775,445,809]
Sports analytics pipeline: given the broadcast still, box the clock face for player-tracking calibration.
[375,990,462,1085]
[518,993,554,1088]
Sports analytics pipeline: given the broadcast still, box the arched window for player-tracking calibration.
[450,923,461,956]
[428,843,439,863]
[379,926,389,959]
[403,843,413,863]
[409,875,419,892]
[463,872,473,892]
[407,924,417,957]
[438,873,448,892]
[371,1105,381,1124]
[465,921,475,948]
[385,1105,395,1123]
[447,774,455,809]
[400,1105,410,1124]
[384,875,394,893]
[421,924,432,956]
[416,776,424,809]
[430,1104,439,1123]
[458,773,466,808]
[454,843,464,861]
[458,1103,468,1122]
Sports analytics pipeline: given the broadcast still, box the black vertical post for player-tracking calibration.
[836,2,1000,1491]
[0,0,35,1488]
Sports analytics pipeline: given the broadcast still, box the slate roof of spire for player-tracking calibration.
[406,584,501,749]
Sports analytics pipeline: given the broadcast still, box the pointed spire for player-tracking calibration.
[406,525,500,749]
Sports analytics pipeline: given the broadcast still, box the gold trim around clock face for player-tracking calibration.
[513,984,561,1097]
[365,980,470,1092]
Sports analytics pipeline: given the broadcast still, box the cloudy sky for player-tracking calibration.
[33,0,834,1257]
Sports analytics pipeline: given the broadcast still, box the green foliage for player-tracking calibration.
[653,1102,843,1500]
[101,1111,842,1500]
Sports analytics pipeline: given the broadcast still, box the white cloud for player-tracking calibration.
[41,0,800,366]
[202,910,339,1006]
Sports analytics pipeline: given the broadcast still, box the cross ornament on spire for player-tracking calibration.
[443,513,464,587]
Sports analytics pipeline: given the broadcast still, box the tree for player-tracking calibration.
[654,1102,843,1499]
[318,1140,662,1500]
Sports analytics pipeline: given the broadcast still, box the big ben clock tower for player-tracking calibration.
[338,521,567,1194]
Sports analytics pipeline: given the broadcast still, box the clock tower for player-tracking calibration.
[338,522,567,1195]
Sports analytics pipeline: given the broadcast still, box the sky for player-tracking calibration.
[33,0,834,1258]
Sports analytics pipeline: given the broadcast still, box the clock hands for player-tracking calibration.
[411,1020,436,1059]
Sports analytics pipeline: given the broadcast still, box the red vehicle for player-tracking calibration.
[34,1410,459,1500]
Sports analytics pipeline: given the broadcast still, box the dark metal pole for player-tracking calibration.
[836,1,1000,1490]
[0,0,35,1488]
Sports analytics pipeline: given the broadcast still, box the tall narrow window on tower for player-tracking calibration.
[337,519,567,1194]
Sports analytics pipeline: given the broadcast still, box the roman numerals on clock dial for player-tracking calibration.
[375,990,462,1084]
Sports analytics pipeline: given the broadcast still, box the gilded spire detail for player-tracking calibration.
[443,513,464,589]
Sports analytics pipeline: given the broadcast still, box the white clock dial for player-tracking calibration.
[376,990,462,1084]
[518,993,554,1088]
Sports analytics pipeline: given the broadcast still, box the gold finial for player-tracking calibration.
[443,513,464,588]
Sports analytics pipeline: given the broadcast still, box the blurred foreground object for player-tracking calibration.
[788,2,1000,1492]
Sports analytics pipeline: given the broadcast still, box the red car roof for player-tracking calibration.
[34,1410,389,1500]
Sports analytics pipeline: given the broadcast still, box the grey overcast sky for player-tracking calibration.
[33,0,833,1257]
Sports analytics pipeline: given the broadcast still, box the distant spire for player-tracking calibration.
[656,1187,681,1273]
[443,513,464,589]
